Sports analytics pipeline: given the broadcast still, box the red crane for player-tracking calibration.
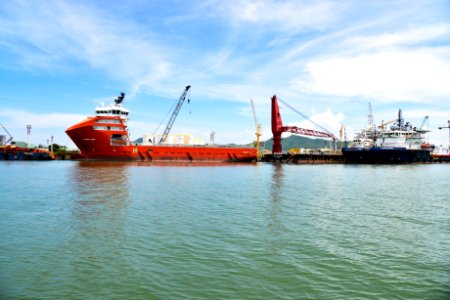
[271,95,337,155]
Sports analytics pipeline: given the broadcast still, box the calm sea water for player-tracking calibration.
[0,161,449,299]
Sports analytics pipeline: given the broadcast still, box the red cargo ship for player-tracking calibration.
[66,88,257,162]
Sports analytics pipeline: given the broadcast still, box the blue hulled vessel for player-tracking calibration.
[342,108,433,164]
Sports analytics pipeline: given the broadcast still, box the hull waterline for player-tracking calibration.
[342,147,432,164]
[66,116,257,162]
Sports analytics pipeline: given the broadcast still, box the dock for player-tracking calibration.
[261,153,344,164]
[261,152,450,164]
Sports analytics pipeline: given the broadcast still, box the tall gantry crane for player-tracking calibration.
[250,99,262,158]
[159,85,191,144]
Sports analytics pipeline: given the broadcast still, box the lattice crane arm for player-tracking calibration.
[276,97,337,140]
[419,116,429,130]
[283,126,336,139]
[159,85,191,144]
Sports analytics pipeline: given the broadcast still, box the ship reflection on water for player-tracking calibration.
[1,161,449,299]
[72,161,132,223]
[70,160,254,223]
[266,163,285,234]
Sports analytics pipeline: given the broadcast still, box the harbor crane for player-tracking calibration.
[418,115,430,144]
[438,120,450,146]
[419,116,429,131]
[0,123,13,145]
[271,95,337,155]
[250,99,262,158]
[159,85,191,144]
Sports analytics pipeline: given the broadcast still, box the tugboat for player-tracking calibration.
[65,87,257,162]
[342,108,433,163]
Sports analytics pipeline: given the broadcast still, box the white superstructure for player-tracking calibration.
[349,108,430,150]
[142,133,205,146]
[95,92,129,122]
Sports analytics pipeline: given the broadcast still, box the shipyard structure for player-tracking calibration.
[263,96,450,164]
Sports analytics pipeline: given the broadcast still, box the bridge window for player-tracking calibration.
[110,134,129,146]
[96,119,121,124]
[93,126,108,130]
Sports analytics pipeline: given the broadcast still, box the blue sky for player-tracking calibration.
[1,0,450,148]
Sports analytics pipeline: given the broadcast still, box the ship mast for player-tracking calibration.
[367,102,376,131]
[368,102,373,127]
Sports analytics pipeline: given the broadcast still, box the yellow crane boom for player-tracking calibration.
[250,99,262,158]
[378,119,396,130]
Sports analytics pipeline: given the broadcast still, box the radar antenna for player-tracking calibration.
[114,92,125,105]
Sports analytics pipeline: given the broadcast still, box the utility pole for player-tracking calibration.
[210,131,215,145]
[27,125,32,147]
[438,120,450,148]
[50,136,54,154]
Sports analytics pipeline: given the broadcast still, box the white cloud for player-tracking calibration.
[0,110,85,129]
[207,0,339,31]
[288,109,344,138]
[295,49,450,103]
[0,1,173,90]
[343,24,450,51]
[0,110,86,147]
[287,23,450,104]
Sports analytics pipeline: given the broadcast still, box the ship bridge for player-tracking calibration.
[95,93,129,120]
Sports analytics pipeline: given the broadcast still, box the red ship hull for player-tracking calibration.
[66,116,257,162]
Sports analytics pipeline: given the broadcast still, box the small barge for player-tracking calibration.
[0,145,54,160]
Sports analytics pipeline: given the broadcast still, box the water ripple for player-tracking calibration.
[1,162,449,299]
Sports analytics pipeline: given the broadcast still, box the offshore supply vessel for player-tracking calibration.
[342,107,433,163]
[65,86,257,162]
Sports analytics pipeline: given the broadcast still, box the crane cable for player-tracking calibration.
[187,89,191,114]
[278,97,336,138]
[152,88,192,136]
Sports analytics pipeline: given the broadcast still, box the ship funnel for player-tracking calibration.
[398,109,404,129]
